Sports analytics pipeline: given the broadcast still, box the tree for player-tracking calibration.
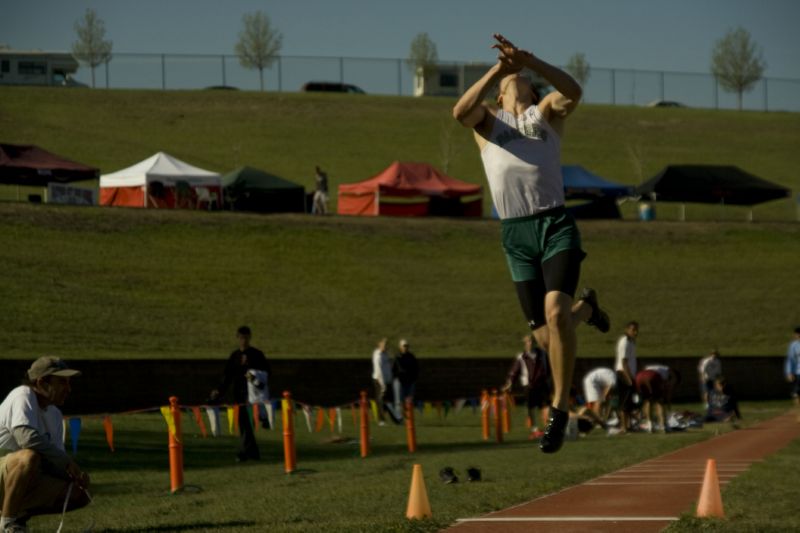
[565,53,590,88]
[408,32,438,90]
[235,11,282,92]
[711,27,766,110]
[71,8,112,88]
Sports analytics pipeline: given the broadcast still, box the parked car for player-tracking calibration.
[647,100,686,108]
[302,81,366,94]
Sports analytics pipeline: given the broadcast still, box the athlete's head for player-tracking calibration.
[497,73,541,109]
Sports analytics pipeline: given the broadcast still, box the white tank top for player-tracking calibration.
[479,105,564,219]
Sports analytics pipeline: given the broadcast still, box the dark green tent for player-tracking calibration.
[222,166,306,213]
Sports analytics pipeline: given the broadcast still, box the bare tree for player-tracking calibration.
[71,8,112,88]
[565,53,590,88]
[711,27,766,110]
[408,32,438,91]
[235,11,282,91]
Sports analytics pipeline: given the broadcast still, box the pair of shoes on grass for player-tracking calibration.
[439,466,482,483]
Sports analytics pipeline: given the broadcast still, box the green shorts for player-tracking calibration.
[501,207,584,282]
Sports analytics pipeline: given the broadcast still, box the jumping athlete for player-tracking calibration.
[453,34,610,453]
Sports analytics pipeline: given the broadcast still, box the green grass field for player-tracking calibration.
[1,88,799,532]
[22,402,797,532]
[0,203,797,360]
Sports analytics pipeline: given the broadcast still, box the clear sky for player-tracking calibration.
[2,0,799,79]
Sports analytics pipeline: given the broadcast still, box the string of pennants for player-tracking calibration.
[63,394,517,454]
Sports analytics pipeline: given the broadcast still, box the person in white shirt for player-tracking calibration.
[453,33,610,454]
[0,357,90,533]
[697,349,722,405]
[581,367,616,430]
[371,338,399,425]
[615,321,639,433]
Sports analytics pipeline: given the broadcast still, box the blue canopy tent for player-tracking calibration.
[491,165,633,219]
[562,165,633,199]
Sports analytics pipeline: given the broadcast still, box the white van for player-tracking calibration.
[0,49,84,87]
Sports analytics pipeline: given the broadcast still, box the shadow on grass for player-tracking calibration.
[75,432,520,473]
[99,520,256,532]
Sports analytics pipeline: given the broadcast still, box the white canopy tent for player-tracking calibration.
[99,152,222,209]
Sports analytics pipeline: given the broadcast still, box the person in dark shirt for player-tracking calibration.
[392,339,419,412]
[502,334,552,438]
[209,326,271,462]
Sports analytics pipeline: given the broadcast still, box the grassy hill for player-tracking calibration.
[1,86,798,220]
[0,88,798,360]
[0,203,797,360]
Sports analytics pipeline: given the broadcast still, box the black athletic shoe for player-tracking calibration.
[539,408,569,454]
[580,288,610,333]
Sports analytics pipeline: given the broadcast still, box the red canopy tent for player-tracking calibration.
[338,161,483,217]
[0,143,98,185]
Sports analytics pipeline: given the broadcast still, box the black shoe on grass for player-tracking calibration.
[580,288,610,333]
[539,408,569,454]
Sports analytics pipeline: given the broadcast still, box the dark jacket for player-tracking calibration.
[217,347,271,403]
[506,348,550,391]
[392,351,419,386]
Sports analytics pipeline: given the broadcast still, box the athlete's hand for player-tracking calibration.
[492,34,532,72]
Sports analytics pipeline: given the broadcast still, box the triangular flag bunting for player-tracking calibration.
[191,406,208,438]
[103,416,115,452]
[205,406,220,437]
[160,406,180,442]
[226,407,235,435]
[69,417,82,456]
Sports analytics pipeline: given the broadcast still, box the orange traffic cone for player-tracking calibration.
[406,464,432,519]
[696,458,724,518]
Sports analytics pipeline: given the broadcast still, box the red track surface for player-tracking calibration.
[445,412,800,532]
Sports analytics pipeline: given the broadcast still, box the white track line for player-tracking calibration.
[457,516,679,522]
[586,480,731,485]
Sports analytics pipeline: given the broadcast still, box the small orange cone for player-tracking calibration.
[406,464,432,519]
[696,458,725,518]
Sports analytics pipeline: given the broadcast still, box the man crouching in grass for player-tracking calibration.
[0,357,90,533]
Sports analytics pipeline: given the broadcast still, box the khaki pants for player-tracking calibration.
[0,451,70,516]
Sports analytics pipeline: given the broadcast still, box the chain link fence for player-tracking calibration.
[76,53,800,112]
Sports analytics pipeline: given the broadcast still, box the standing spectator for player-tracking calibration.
[786,327,800,407]
[0,357,90,533]
[392,339,419,416]
[311,165,329,215]
[698,349,722,406]
[502,334,551,438]
[615,321,639,432]
[371,338,398,425]
[209,326,271,462]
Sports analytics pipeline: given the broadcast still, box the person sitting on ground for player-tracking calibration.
[501,334,552,439]
[0,357,91,533]
[704,377,741,425]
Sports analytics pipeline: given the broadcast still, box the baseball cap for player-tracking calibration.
[399,339,409,347]
[27,356,81,381]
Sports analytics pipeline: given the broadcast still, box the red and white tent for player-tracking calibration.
[338,161,482,217]
[99,152,222,209]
